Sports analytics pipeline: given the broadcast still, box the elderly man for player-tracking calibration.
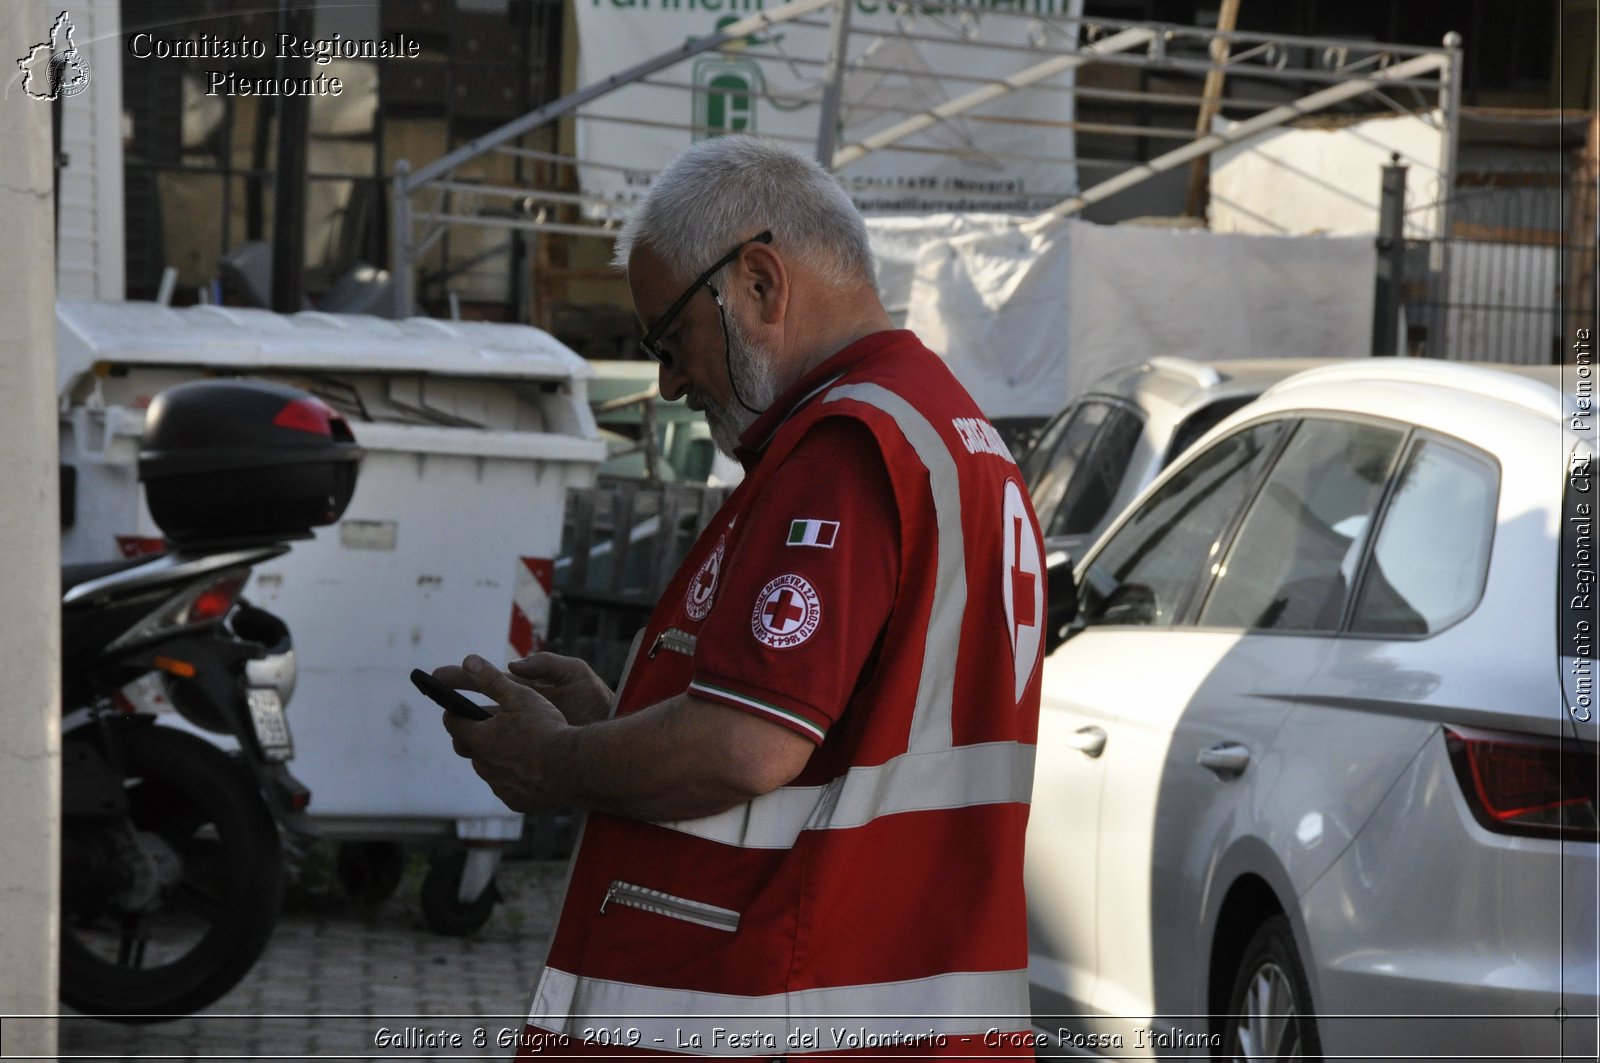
[436,136,1046,1056]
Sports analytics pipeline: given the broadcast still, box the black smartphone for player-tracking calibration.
[409,668,493,721]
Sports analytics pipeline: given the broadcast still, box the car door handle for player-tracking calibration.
[1197,742,1251,776]
[1063,726,1107,758]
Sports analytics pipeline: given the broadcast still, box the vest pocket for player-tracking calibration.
[599,880,740,933]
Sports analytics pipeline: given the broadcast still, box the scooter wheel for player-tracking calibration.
[59,725,284,1021]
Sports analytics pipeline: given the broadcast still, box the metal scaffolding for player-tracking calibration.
[388,0,1461,320]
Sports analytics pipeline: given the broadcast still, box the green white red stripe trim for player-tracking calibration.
[689,679,827,742]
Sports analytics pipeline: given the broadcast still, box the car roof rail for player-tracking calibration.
[1144,356,1224,388]
[1262,359,1564,422]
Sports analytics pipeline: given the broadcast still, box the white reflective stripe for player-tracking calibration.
[823,383,966,754]
[657,741,1034,850]
[527,964,1030,1052]
[611,628,647,719]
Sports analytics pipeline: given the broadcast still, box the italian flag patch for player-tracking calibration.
[787,519,839,548]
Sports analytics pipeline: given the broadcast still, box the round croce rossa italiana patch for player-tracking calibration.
[750,573,822,649]
[684,535,726,621]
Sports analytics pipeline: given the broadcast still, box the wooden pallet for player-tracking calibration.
[549,478,731,686]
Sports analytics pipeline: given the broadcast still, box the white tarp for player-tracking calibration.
[573,0,1084,216]
[1210,111,1446,239]
[902,218,1376,419]
[867,212,1024,323]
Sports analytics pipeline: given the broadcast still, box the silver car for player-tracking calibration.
[1022,357,1338,565]
[1027,359,1598,1060]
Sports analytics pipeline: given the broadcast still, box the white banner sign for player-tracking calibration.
[574,0,1085,216]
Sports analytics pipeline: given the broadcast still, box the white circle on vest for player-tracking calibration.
[751,573,822,649]
[1002,478,1044,702]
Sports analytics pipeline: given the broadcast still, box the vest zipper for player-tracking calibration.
[599,880,740,933]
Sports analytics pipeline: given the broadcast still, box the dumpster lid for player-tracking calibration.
[57,300,593,397]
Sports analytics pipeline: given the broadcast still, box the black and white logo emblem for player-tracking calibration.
[17,12,91,102]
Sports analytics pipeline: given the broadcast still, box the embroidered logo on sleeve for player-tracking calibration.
[684,536,727,621]
[786,519,839,548]
[751,574,822,648]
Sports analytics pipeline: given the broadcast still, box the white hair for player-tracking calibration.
[613,136,875,289]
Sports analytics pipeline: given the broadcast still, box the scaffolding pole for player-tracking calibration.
[1035,49,1451,221]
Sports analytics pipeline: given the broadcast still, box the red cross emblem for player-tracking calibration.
[762,589,807,633]
[1010,516,1037,635]
[684,536,726,621]
[751,573,822,649]
[1002,479,1044,703]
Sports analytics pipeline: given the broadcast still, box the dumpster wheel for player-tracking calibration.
[420,851,500,936]
[334,841,406,905]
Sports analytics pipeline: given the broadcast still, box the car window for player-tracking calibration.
[1079,421,1284,628]
[1198,419,1406,632]
[1350,438,1498,636]
[1020,404,1078,486]
[1026,401,1125,536]
[1164,395,1258,466]
[1049,406,1142,538]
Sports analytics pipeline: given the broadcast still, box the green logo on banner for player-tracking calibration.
[693,57,759,140]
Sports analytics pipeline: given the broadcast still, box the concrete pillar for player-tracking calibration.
[0,0,62,1054]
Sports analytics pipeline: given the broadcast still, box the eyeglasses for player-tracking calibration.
[638,230,773,369]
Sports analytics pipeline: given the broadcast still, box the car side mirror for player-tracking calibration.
[1101,582,1156,626]
[1045,552,1078,655]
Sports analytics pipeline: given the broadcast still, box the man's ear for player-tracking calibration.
[738,241,787,325]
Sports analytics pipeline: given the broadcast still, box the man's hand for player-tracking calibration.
[434,655,816,821]
[436,655,573,812]
[507,652,614,725]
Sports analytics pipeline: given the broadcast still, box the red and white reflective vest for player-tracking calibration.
[519,331,1045,1057]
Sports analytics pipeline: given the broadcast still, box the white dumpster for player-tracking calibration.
[57,300,608,929]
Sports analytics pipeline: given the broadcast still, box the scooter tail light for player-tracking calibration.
[1445,725,1599,842]
[186,574,248,623]
[104,568,253,654]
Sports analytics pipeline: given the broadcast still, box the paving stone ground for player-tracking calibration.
[48,855,569,1063]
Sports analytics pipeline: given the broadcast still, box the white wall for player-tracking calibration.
[1209,111,1445,239]
[0,0,63,1053]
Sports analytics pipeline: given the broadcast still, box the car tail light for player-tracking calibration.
[1445,725,1599,841]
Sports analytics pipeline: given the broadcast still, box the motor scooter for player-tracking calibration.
[58,378,361,1021]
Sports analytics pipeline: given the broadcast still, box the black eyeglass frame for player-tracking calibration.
[638,230,773,369]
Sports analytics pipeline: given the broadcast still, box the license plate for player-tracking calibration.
[246,688,294,761]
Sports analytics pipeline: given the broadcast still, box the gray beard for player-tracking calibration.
[697,307,780,458]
